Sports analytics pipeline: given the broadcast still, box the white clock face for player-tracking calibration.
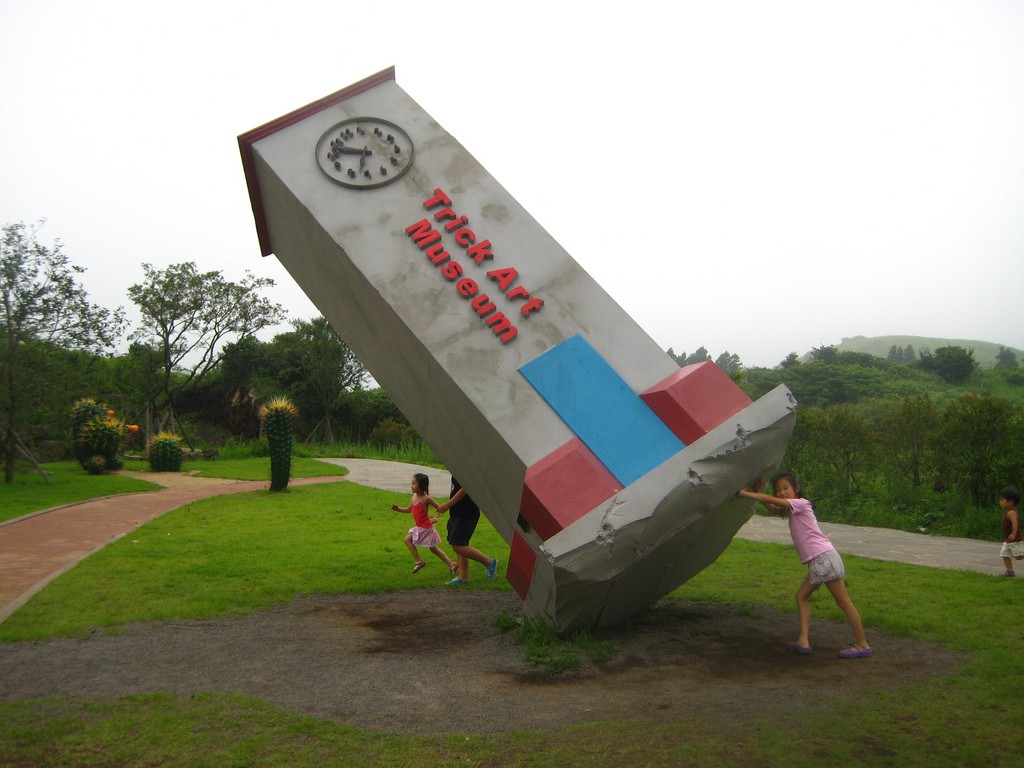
[315,117,414,189]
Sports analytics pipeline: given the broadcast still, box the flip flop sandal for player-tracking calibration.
[839,645,873,658]
[412,561,426,573]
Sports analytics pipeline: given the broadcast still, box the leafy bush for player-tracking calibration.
[70,399,137,474]
[368,419,418,449]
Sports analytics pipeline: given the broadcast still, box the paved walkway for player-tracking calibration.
[0,459,1006,624]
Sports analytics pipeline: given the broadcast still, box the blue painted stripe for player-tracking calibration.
[519,334,684,487]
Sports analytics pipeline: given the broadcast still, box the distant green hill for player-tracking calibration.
[826,335,1023,369]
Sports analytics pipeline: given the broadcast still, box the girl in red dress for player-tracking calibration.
[391,473,458,575]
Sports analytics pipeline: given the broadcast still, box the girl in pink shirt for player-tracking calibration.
[391,473,458,575]
[737,473,872,659]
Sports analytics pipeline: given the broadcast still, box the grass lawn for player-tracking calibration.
[1,465,1021,766]
[0,458,346,524]
[0,461,162,524]
[123,456,350,482]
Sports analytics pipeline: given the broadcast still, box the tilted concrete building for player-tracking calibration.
[239,68,795,632]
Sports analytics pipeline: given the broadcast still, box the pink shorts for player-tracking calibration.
[409,525,441,548]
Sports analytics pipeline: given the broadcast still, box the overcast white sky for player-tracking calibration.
[2,0,1022,368]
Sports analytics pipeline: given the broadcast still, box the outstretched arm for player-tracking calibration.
[390,503,410,513]
[736,488,792,515]
[437,488,466,514]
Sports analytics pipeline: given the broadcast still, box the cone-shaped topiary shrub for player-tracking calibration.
[148,432,184,472]
[259,396,298,491]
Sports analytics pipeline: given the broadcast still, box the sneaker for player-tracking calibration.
[486,558,498,582]
[446,577,469,586]
[1000,570,1016,577]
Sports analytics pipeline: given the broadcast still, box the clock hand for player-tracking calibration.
[335,146,373,156]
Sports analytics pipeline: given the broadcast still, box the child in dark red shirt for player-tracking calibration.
[998,486,1022,577]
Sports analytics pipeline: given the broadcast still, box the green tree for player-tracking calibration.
[919,346,976,383]
[816,405,873,494]
[714,351,742,374]
[994,346,1019,369]
[779,405,872,501]
[836,350,888,369]
[777,362,888,407]
[269,316,368,442]
[777,406,823,481]
[668,347,727,368]
[344,388,406,442]
[931,394,1024,505]
[684,347,712,365]
[16,342,138,451]
[0,222,125,482]
[810,345,839,364]
[127,262,286,443]
[879,394,938,488]
[110,343,165,434]
[217,336,276,439]
[780,352,801,368]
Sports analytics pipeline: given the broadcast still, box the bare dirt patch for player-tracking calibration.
[0,590,964,734]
